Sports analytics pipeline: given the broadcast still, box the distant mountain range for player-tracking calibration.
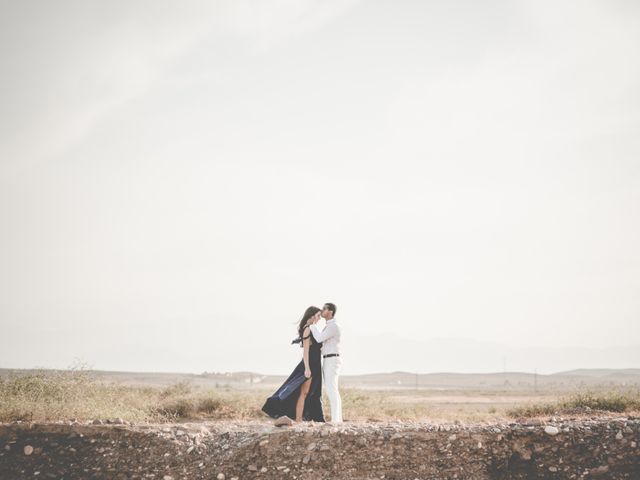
[336,368,640,390]
[341,335,640,375]
[553,368,640,377]
[2,367,639,391]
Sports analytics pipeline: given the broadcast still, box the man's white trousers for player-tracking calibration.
[322,356,343,423]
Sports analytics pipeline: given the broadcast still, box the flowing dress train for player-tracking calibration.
[262,331,324,422]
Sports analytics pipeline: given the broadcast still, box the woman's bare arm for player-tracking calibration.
[303,327,311,378]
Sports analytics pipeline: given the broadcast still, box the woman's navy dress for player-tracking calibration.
[262,330,325,422]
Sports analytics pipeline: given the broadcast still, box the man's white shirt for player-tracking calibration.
[310,319,341,356]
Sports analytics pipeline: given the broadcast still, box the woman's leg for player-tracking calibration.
[295,378,311,422]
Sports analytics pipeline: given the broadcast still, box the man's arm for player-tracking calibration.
[310,322,337,343]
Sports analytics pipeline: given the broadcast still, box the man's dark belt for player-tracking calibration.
[323,353,340,359]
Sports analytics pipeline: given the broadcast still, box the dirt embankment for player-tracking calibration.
[1,416,639,479]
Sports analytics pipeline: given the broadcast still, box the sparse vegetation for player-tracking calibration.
[2,368,639,423]
[507,389,640,418]
[0,369,489,423]
[563,391,640,412]
[0,368,263,423]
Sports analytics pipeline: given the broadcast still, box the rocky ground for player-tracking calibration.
[1,415,639,479]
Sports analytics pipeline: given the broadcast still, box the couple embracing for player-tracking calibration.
[262,302,342,424]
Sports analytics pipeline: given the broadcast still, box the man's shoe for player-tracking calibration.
[274,416,293,427]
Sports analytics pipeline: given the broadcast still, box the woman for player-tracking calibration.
[262,306,325,423]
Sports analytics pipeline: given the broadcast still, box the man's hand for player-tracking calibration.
[304,368,311,378]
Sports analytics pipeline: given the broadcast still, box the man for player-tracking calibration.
[310,302,342,423]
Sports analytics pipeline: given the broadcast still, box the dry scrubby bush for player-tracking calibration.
[0,369,159,423]
[508,389,640,418]
[0,369,262,423]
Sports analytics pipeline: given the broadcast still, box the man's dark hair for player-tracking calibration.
[324,302,337,317]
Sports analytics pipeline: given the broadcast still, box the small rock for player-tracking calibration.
[549,466,558,472]
[302,455,311,464]
[518,448,532,461]
[163,476,174,480]
[307,442,317,451]
[24,445,34,455]
[283,469,290,474]
[631,441,637,448]
[113,418,124,425]
[93,419,103,425]
[247,465,258,472]
[544,426,559,436]
[186,446,194,454]
[390,433,403,440]
[4,445,10,451]
[615,431,623,440]
[590,465,609,476]
[175,430,185,437]
[217,474,225,480]
[259,439,269,446]
[260,467,267,473]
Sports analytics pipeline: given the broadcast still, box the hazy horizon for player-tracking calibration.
[2,330,639,377]
[4,361,640,378]
[1,1,639,376]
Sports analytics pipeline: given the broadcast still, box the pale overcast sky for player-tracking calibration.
[1,0,639,375]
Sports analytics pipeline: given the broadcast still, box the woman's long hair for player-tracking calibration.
[293,306,321,345]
